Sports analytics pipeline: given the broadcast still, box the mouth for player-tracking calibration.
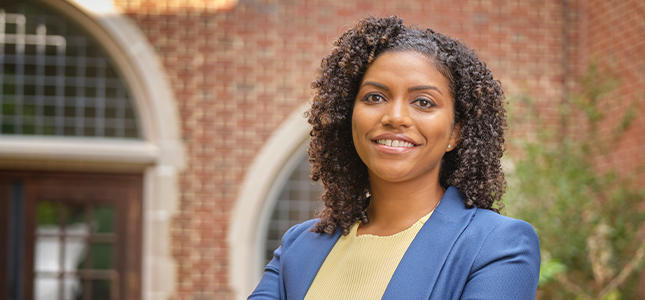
[374,139,416,148]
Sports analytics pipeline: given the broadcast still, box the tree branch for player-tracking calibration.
[555,273,593,300]
[597,241,645,299]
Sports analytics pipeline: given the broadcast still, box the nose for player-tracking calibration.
[380,99,412,128]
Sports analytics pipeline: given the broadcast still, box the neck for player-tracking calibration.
[359,171,444,236]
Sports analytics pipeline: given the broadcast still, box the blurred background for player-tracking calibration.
[0,0,643,299]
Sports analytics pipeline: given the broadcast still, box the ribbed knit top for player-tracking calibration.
[304,210,434,300]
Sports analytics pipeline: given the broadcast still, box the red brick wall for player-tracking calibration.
[112,0,572,299]
[576,0,645,185]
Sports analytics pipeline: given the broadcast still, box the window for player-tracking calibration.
[264,151,324,265]
[1,0,140,138]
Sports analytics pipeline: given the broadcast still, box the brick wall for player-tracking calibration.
[112,0,568,299]
[576,0,645,185]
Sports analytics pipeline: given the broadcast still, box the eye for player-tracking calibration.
[363,93,386,103]
[414,98,436,108]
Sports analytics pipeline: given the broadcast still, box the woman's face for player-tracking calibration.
[351,50,460,184]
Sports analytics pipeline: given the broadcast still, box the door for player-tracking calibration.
[0,171,142,300]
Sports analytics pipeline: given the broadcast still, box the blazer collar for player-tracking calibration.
[286,186,475,300]
[382,186,476,300]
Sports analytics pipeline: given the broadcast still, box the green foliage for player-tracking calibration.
[540,259,567,286]
[505,62,645,299]
[602,290,621,300]
[575,63,620,128]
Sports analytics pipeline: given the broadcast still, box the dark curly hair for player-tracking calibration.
[306,16,507,235]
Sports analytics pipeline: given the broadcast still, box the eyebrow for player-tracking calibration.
[360,81,389,91]
[408,85,443,95]
[360,81,444,96]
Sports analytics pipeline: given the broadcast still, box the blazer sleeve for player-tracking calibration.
[460,219,541,300]
[248,222,305,300]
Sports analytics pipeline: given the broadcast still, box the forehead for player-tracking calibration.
[360,51,450,93]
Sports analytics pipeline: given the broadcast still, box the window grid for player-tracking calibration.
[0,3,140,138]
[265,155,325,265]
[35,201,119,300]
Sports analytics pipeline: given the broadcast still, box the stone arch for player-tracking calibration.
[229,102,311,300]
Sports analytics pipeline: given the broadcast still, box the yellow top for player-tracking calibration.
[304,211,434,300]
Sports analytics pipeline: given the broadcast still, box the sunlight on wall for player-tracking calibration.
[112,0,238,11]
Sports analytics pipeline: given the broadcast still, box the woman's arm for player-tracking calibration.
[248,244,283,300]
[460,219,541,300]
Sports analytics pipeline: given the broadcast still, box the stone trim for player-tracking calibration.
[229,102,311,300]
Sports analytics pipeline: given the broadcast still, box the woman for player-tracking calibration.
[250,16,540,300]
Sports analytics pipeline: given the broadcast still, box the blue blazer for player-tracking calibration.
[249,187,541,300]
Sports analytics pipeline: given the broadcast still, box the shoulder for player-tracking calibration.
[466,208,541,270]
[469,208,539,244]
[433,187,539,255]
[277,218,341,270]
[472,208,536,231]
[444,206,541,299]
[279,219,322,249]
[441,187,539,247]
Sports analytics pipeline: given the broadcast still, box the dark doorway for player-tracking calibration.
[0,171,142,300]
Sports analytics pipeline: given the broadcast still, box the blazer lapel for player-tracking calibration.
[382,186,476,300]
[282,225,341,300]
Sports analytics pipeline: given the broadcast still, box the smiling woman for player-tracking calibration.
[351,51,459,237]
[249,16,540,300]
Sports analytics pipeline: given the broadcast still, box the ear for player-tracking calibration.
[446,123,461,152]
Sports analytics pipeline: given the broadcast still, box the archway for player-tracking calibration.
[229,102,312,299]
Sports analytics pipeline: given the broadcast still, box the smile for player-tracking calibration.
[375,139,415,148]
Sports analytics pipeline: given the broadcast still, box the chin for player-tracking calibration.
[368,168,414,182]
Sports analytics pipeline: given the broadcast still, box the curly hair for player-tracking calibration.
[306,16,507,235]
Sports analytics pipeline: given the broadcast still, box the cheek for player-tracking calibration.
[351,110,361,145]
[351,105,373,157]
[418,115,454,142]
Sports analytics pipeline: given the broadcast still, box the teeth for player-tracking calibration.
[376,139,414,148]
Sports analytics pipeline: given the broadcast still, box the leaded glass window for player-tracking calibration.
[0,1,140,138]
[264,151,325,265]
